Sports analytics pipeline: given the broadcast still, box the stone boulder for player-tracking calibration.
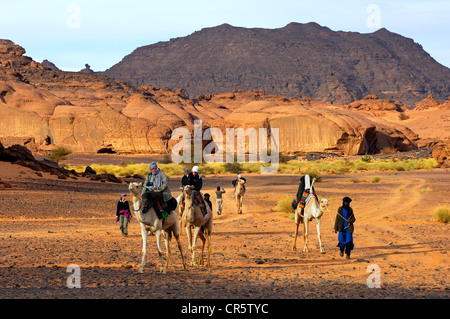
[0,143,36,162]
[41,59,61,71]
[79,64,94,74]
[432,145,449,168]
[415,94,439,110]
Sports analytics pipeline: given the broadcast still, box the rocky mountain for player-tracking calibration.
[0,39,440,157]
[103,22,450,108]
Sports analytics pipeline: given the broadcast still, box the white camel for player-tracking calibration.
[182,185,213,266]
[292,178,329,254]
[235,179,245,214]
[129,182,186,274]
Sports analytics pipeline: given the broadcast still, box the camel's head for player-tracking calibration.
[128,182,142,197]
[183,185,193,198]
[320,198,329,208]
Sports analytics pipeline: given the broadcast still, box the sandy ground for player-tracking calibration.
[0,160,449,300]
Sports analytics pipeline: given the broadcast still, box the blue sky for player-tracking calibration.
[1,0,449,71]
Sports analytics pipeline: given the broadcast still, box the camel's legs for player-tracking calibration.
[236,194,242,214]
[155,230,165,273]
[191,227,202,266]
[198,230,206,265]
[179,213,184,236]
[173,221,187,269]
[175,233,187,269]
[315,218,325,254]
[186,225,193,253]
[292,217,300,251]
[139,225,148,273]
[303,219,310,252]
[164,233,170,273]
[206,229,211,267]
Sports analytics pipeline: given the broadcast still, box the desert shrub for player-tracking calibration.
[305,167,321,181]
[277,195,295,219]
[433,205,450,224]
[48,147,72,163]
[354,161,370,171]
[371,176,381,183]
[398,113,409,121]
[67,157,440,178]
[241,162,261,173]
[204,162,227,174]
[198,163,215,175]
[361,153,372,163]
[224,162,243,174]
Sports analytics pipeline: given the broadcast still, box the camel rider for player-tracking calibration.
[232,174,246,191]
[181,168,189,187]
[187,165,208,218]
[293,174,317,216]
[141,162,173,218]
[179,168,190,213]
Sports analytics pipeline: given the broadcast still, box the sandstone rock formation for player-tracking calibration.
[79,64,94,74]
[432,145,449,168]
[204,91,418,155]
[415,94,440,110]
[345,95,406,112]
[41,59,60,71]
[0,40,44,70]
[0,39,420,156]
[103,23,450,108]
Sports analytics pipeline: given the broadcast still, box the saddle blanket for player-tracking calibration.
[299,190,317,208]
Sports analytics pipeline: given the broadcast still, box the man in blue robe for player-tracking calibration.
[334,197,356,259]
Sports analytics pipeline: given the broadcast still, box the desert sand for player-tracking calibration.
[0,159,448,300]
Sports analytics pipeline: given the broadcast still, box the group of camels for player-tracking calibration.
[128,176,328,274]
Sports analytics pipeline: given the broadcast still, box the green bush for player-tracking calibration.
[361,154,372,163]
[48,147,72,163]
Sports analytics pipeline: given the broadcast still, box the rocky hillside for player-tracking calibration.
[0,39,425,156]
[103,22,450,108]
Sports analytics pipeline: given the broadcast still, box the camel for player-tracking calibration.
[182,185,213,266]
[176,192,185,233]
[234,179,245,214]
[292,178,329,254]
[129,182,186,274]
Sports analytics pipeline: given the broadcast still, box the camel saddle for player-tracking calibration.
[153,197,178,220]
[298,189,317,208]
